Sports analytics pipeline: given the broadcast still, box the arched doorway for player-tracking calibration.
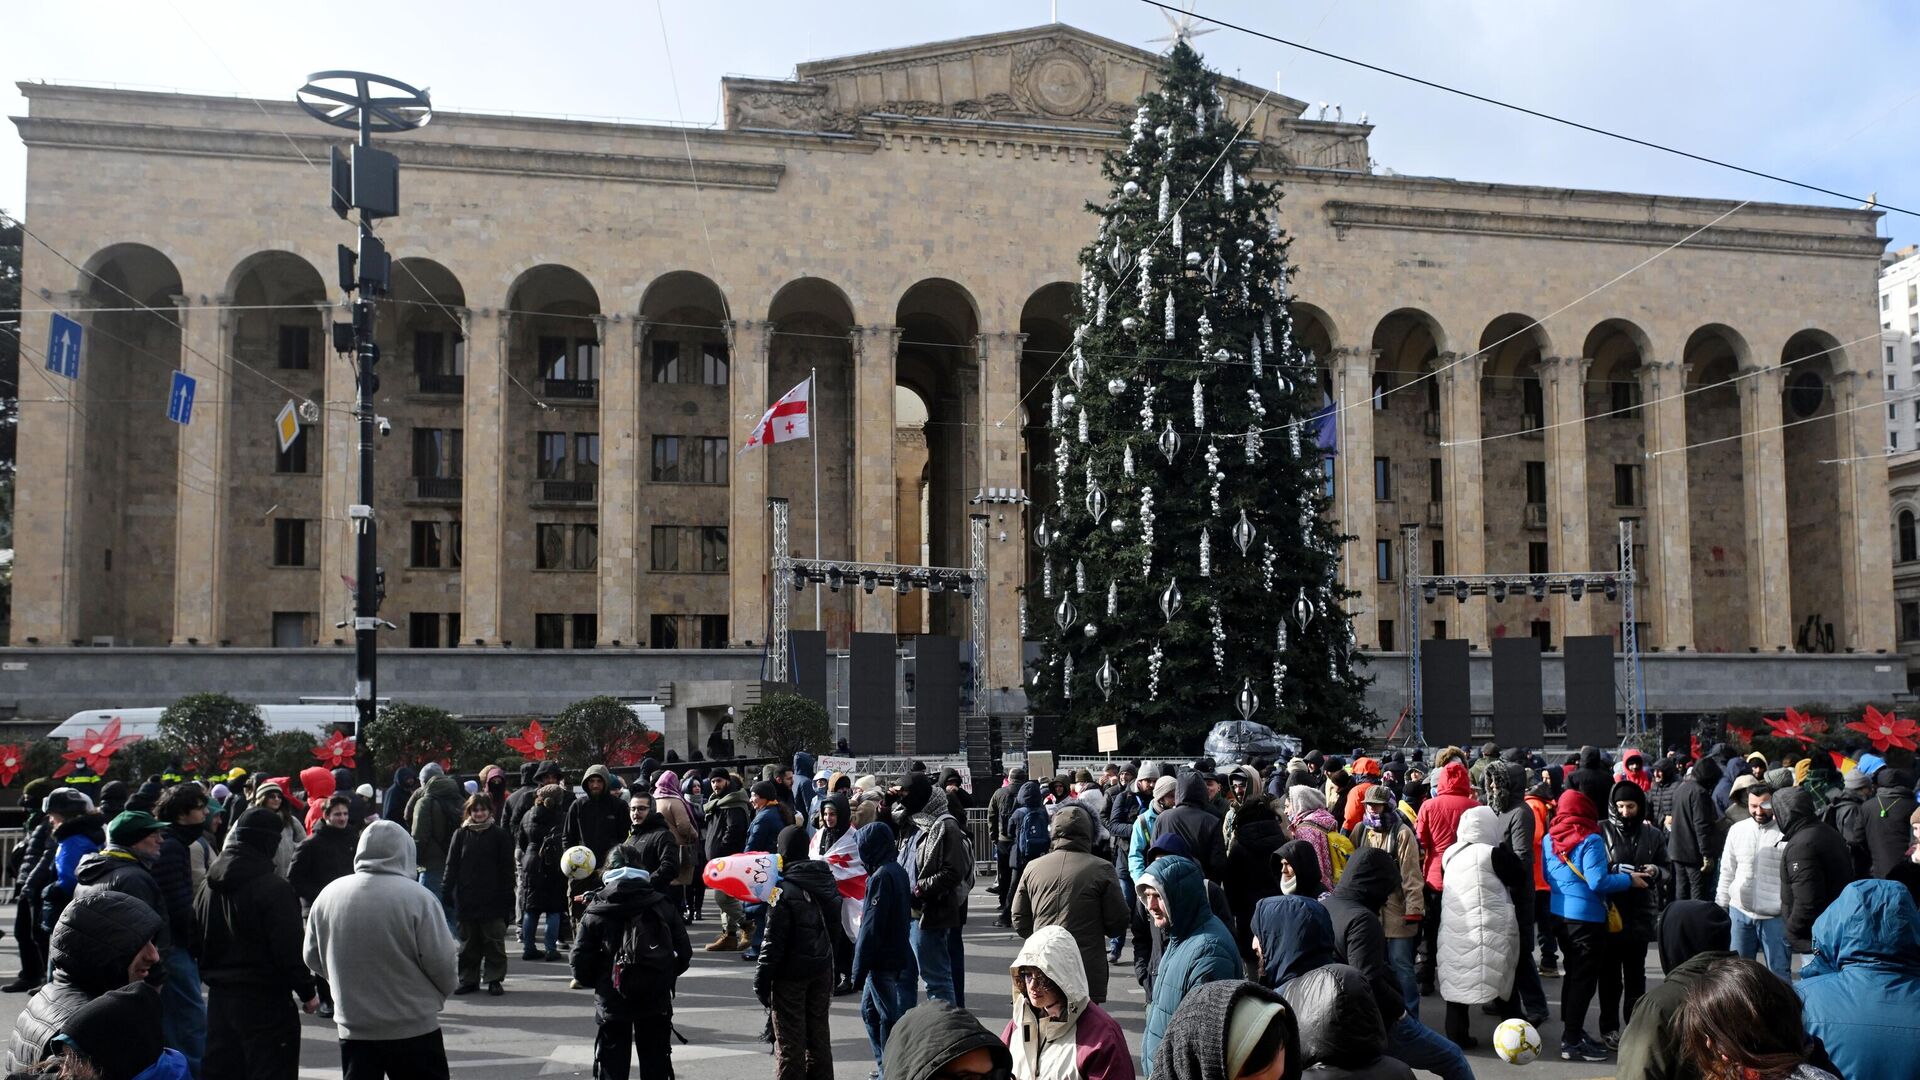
[896,279,979,638]
[507,264,601,649]
[1370,309,1445,639]
[1782,329,1846,652]
[767,278,855,641]
[1581,318,1650,643]
[73,244,183,644]
[224,250,329,646]
[1479,314,1550,643]
[1684,325,1749,652]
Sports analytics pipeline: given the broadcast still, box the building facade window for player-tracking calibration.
[276,325,310,370]
[650,613,679,649]
[571,613,597,648]
[1322,456,1335,499]
[1428,458,1442,502]
[1529,541,1550,574]
[410,520,462,569]
[272,519,308,567]
[573,525,599,570]
[537,431,569,480]
[534,613,567,649]
[1531,620,1553,650]
[1376,539,1392,581]
[274,426,312,473]
[1901,600,1920,642]
[538,335,600,382]
[1431,539,1445,576]
[1900,510,1917,563]
[650,526,728,572]
[1374,456,1391,501]
[651,436,728,483]
[1377,619,1395,651]
[1613,463,1642,507]
[536,523,568,570]
[1525,461,1547,504]
[408,612,441,648]
[650,339,730,385]
[413,428,463,479]
[271,611,309,647]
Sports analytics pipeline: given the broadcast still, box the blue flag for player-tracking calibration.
[1313,398,1339,454]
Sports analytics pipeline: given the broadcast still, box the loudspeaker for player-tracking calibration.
[913,635,961,754]
[847,633,895,755]
[1563,635,1618,748]
[1420,638,1472,748]
[789,630,827,708]
[1491,636,1545,748]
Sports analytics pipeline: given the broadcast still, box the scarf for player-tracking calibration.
[1548,789,1601,857]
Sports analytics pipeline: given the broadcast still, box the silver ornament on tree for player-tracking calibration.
[1204,248,1225,289]
[1064,654,1073,701]
[1055,595,1078,630]
[1171,213,1183,251]
[1123,443,1136,478]
[1107,580,1118,617]
[1034,513,1053,551]
[1108,239,1133,276]
[1109,513,1128,536]
[1123,180,1140,197]
[1184,250,1202,268]
[1158,420,1181,462]
[1235,678,1260,721]
[1106,376,1127,396]
[1085,480,1107,522]
[1096,654,1118,701]
[1192,379,1205,429]
[1158,175,1170,221]
[1121,315,1138,332]
[1069,350,1089,389]
[1233,509,1256,555]
[1075,559,1087,594]
[1222,161,1235,202]
[1293,589,1315,630]
[1160,580,1183,621]
[1164,292,1175,342]
[1082,622,1098,639]
[1199,529,1212,578]
[1042,557,1055,599]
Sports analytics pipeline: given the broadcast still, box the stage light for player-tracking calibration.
[895,574,913,595]
[861,571,878,594]
[1453,580,1469,603]
[791,568,807,592]
[1569,577,1585,602]
[1530,576,1547,601]
[1492,580,1508,602]
[827,568,843,592]
[1603,576,1618,602]
[1422,581,1439,604]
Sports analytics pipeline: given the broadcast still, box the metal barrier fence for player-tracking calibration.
[0,828,24,902]
[964,807,996,877]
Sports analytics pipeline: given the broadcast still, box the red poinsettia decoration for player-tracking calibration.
[54,717,141,778]
[506,719,550,761]
[312,730,358,770]
[1727,724,1755,748]
[0,745,22,787]
[1763,707,1826,746]
[606,729,661,769]
[1846,705,1920,753]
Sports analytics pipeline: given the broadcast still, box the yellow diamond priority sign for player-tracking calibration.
[275,399,302,453]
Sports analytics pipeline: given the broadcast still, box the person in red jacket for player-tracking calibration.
[1414,759,1479,995]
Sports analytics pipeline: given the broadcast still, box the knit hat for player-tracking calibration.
[106,810,166,846]
[234,807,285,855]
[1140,762,1163,782]
[54,981,166,1080]
[1844,767,1871,791]
[356,783,375,799]
[419,762,445,781]
[1074,768,1095,785]
[211,783,231,803]
[1153,775,1178,803]
[1225,993,1289,1080]
[1764,767,1795,791]
[45,788,91,816]
[1745,752,1768,767]
[750,780,781,803]
[854,774,878,793]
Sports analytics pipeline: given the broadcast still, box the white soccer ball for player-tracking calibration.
[1492,1018,1542,1065]
[561,845,598,881]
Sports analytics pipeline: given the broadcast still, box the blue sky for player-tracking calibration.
[4,1,1915,250]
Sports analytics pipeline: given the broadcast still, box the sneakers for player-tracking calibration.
[0,979,40,994]
[1560,1038,1610,1062]
[487,982,504,996]
[317,1003,334,1019]
[1602,1030,1621,1051]
[704,932,739,952]
[544,950,563,962]
[1538,958,1560,978]
[454,983,479,996]
[992,915,1012,928]
[521,951,542,962]
[741,948,759,962]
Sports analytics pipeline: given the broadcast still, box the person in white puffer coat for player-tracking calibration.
[1437,805,1525,1051]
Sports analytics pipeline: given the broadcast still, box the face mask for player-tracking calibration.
[1280,874,1298,895]
[1362,811,1384,830]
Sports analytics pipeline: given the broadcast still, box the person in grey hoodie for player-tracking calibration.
[410,763,466,933]
[304,819,458,1079]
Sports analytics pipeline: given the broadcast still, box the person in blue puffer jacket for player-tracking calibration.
[1796,878,1920,1080]
[1543,789,1649,1062]
[1137,854,1241,1074]
[1128,775,1178,884]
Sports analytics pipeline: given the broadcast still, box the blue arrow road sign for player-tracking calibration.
[167,371,197,425]
[46,313,82,379]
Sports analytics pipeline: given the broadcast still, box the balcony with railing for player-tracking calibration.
[537,479,597,504]
[542,378,598,401]
[416,372,465,396]
[415,476,462,502]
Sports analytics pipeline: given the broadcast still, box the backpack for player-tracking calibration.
[610,899,679,1009]
[1327,831,1354,883]
[538,827,566,877]
[1015,807,1051,863]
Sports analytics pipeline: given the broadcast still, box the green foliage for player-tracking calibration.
[1026,44,1370,754]
[236,731,318,782]
[158,692,267,775]
[364,703,465,773]
[735,694,833,765]
[549,696,652,769]
[456,726,520,774]
[22,739,64,783]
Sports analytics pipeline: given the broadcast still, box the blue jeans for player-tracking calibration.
[1113,866,1136,954]
[1387,935,1420,1018]
[520,910,560,953]
[1730,908,1789,979]
[911,923,966,1008]
[1386,1014,1476,1080]
[861,969,917,1075]
[160,949,206,1078]
[419,869,456,933]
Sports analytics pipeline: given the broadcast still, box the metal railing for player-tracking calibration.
[415,476,462,500]
[539,480,596,503]
[542,378,598,400]
[416,372,464,395]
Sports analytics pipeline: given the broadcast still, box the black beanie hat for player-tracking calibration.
[235,807,284,855]
[750,780,781,803]
[56,981,165,1080]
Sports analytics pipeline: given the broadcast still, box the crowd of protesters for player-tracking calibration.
[0,737,1913,1080]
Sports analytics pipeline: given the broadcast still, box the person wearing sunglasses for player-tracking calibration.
[1000,926,1132,1080]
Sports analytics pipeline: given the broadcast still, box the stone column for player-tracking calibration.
[1638,360,1695,650]
[1437,352,1488,646]
[171,294,231,644]
[976,331,1026,689]
[1831,370,1895,651]
[461,308,509,645]
[1739,364,1791,649]
[1331,348,1379,648]
[850,324,902,633]
[598,317,641,646]
[726,320,772,645]
[318,301,356,637]
[1540,356,1593,638]
[12,291,90,644]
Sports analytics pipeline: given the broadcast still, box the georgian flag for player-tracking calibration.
[820,828,868,939]
[742,375,811,452]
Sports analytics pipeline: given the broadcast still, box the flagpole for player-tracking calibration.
[811,368,822,629]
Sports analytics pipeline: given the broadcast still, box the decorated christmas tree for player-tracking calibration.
[1027,41,1371,754]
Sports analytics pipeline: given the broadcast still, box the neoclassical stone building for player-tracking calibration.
[8,23,1895,708]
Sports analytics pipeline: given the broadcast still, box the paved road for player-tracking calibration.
[0,890,1646,1078]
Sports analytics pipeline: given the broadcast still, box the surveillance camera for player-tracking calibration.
[376,416,392,437]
